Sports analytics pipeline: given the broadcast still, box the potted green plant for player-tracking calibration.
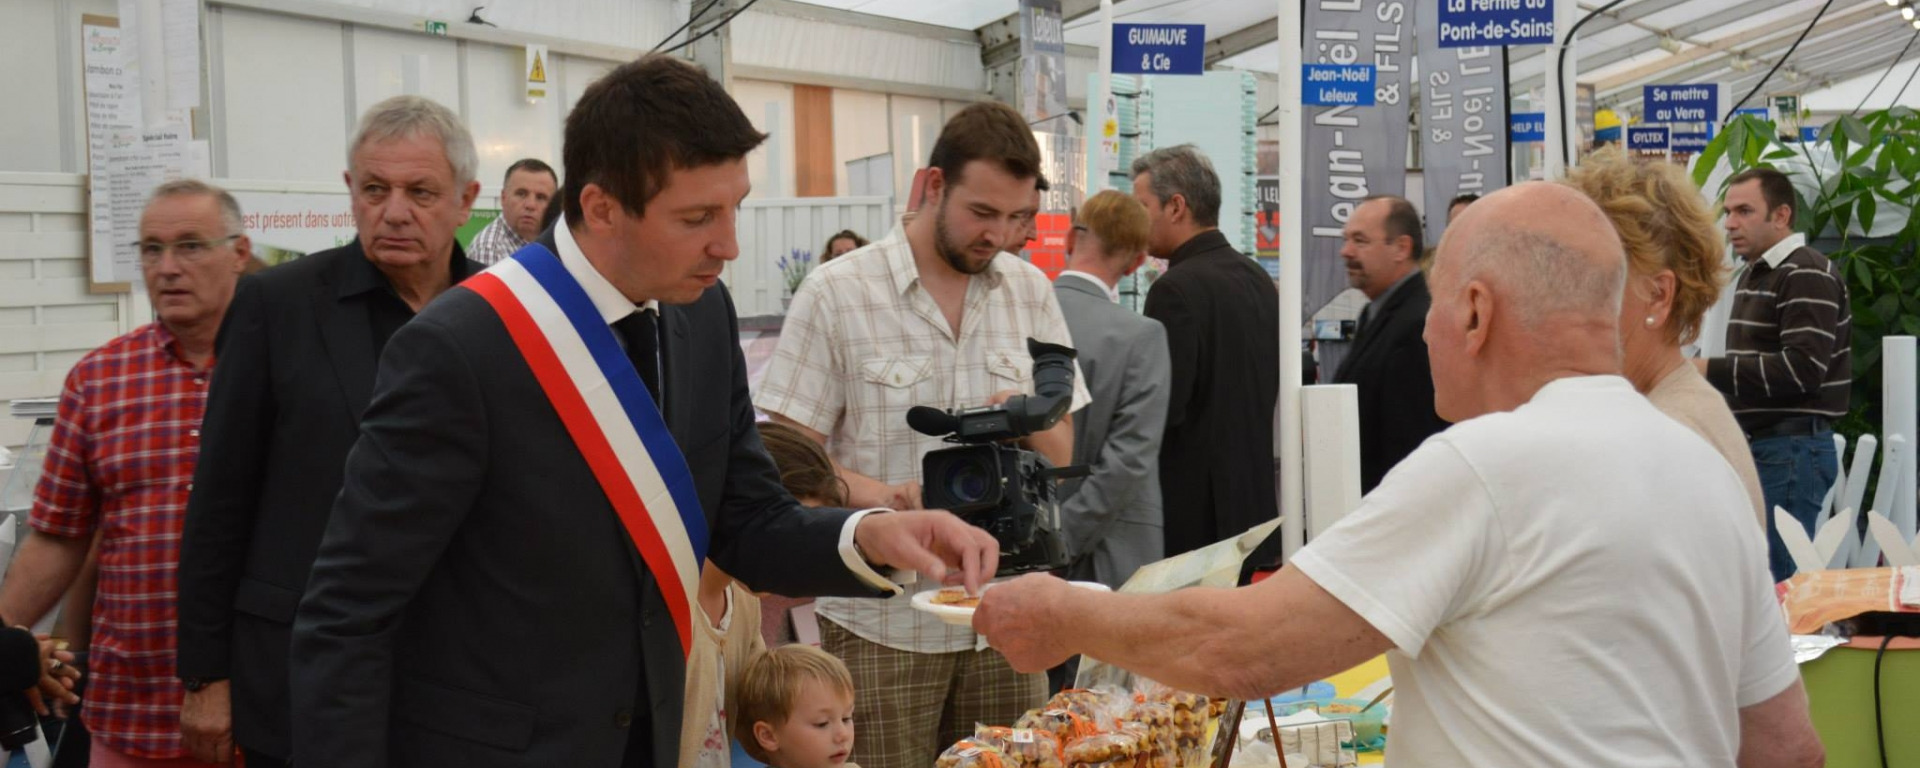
[777,248,814,313]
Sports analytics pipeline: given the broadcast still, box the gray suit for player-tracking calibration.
[1054,274,1171,588]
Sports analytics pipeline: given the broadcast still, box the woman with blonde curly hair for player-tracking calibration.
[1564,149,1765,527]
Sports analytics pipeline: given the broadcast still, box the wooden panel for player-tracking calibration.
[0,323,123,356]
[0,232,89,261]
[792,85,836,198]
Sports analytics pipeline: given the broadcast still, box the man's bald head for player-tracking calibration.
[1434,182,1627,328]
[1424,182,1629,422]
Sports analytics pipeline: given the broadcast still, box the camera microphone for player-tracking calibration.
[0,626,44,750]
[906,406,960,438]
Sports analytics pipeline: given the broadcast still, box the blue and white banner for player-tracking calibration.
[1643,83,1719,124]
[1509,112,1546,142]
[1437,0,1554,47]
[1303,64,1377,106]
[1112,23,1205,75]
[1627,125,1669,151]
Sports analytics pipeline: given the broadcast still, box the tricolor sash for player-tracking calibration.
[465,243,710,656]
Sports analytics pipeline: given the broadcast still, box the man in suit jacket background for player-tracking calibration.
[1132,145,1280,557]
[289,55,997,768]
[1333,195,1449,493]
[1054,190,1170,589]
[173,95,485,768]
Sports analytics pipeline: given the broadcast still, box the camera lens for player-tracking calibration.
[945,458,994,504]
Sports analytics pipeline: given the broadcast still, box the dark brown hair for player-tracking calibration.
[820,230,868,263]
[1726,167,1797,224]
[562,55,766,223]
[756,421,847,507]
[927,102,1042,189]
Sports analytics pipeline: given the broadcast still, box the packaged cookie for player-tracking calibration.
[936,739,1010,768]
[1062,732,1138,768]
[1116,721,1175,768]
[1016,707,1100,747]
[972,725,1064,768]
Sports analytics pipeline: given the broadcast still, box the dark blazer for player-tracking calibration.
[1144,230,1280,557]
[175,242,483,758]
[1054,276,1170,588]
[288,235,879,768]
[1331,270,1449,493]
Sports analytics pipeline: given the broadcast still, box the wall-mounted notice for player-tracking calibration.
[525,44,548,101]
[83,18,140,288]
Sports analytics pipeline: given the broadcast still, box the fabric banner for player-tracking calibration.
[1415,3,1509,248]
[1020,0,1068,124]
[1302,0,1412,325]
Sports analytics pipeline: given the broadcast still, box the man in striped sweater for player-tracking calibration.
[1696,167,1851,582]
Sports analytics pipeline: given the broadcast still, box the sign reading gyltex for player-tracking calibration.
[1438,0,1555,48]
[1643,84,1719,123]
[1303,64,1377,107]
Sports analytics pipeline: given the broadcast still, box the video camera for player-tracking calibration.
[907,338,1087,576]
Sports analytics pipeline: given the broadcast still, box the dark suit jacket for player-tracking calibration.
[289,235,879,768]
[175,242,483,758]
[1144,230,1280,557]
[1331,270,1449,493]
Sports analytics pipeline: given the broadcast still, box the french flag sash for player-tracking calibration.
[464,243,709,656]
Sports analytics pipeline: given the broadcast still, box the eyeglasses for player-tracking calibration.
[133,235,240,264]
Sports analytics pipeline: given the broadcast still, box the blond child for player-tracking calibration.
[733,644,859,768]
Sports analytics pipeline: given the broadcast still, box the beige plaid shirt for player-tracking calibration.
[755,224,1090,654]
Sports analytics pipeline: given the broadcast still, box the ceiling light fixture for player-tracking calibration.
[1904,5,1915,20]
[1657,34,1683,53]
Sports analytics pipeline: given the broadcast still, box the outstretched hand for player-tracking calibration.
[851,510,999,594]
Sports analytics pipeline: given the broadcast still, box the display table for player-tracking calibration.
[1801,636,1920,767]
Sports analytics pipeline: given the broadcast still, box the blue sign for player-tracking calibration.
[1671,130,1712,152]
[1112,24,1205,75]
[1437,0,1556,48]
[1800,125,1822,143]
[1735,107,1770,121]
[1509,112,1546,142]
[1302,64,1377,107]
[1627,126,1669,151]
[1643,84,1719,123]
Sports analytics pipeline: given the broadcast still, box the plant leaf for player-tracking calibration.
[1841,115,1871,147]
[1860,191,1878,232]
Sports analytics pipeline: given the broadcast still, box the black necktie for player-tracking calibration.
[613,309,662,409]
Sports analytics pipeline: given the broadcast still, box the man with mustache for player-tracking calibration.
[756,101,1089,768]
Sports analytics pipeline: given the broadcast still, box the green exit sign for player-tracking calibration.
[421,19,449,36]
[1773,94,1799,115]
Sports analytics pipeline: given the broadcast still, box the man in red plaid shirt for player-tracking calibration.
[0,180,252,767]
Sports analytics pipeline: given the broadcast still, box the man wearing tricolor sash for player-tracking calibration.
[288,56,999,768]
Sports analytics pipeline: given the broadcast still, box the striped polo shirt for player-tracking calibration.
[1705,233,1852,434]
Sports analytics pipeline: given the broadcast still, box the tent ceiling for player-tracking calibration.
[789,0,1920,111]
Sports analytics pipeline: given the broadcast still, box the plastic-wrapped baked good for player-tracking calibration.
[1062,732,1138,768]
[972,725,1064,768]
[936,740,1010,768]
[1016,707,1101,747]
[1117,720,1175,768]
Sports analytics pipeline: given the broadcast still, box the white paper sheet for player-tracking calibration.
[161,0,200,110]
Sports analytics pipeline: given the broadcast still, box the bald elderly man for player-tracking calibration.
[975,183,1821,768]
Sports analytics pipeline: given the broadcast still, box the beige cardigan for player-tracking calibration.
[680,583,768,768]
[1648,364,1768,528]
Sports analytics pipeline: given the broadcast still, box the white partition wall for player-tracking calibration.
[728,197,893,318]
[0,174,126,448]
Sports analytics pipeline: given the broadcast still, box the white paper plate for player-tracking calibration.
[909,581,1112,626]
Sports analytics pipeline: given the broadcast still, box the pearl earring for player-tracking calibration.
[1644,316,1657,328]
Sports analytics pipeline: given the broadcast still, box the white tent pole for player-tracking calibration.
[1276,1,1305,559]
[1544,0,1578,178]
[1088,0,1114,193]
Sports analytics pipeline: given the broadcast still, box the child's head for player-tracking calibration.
[757,421,848,507]
[733,644,856,768]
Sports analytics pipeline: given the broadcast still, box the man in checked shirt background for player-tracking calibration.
[0,180,252,767]
[1696,167,1852,583]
